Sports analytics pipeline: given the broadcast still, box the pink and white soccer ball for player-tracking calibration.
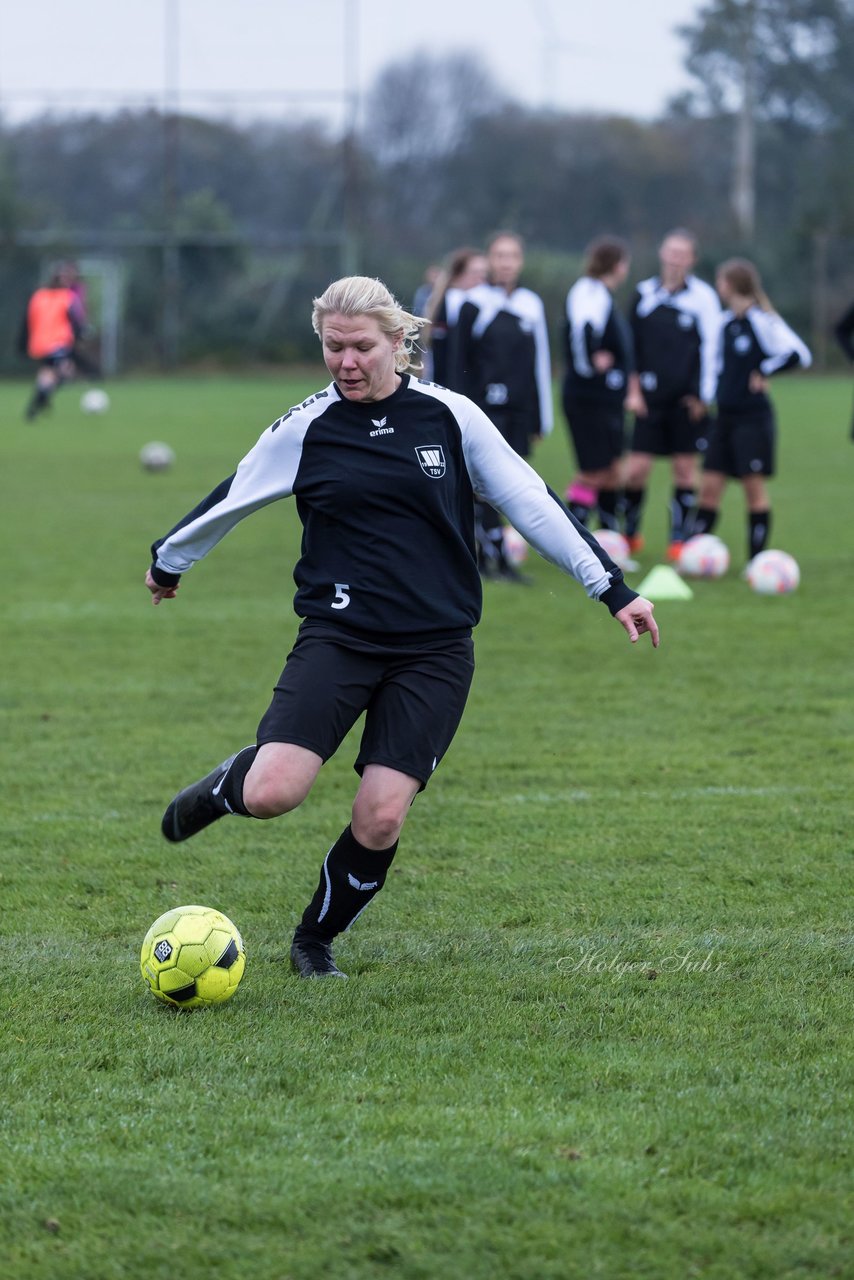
[678,534,730,578]
[592,528,631,568]
[502,526,529,565]
[746,549,800,594]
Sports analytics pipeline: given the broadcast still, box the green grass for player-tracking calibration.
[1,372,852,1279]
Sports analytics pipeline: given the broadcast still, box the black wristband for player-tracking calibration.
[149,563,182,589]
[599,580,638,616]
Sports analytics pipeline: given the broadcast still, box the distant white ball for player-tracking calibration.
[139,441,176,473]
[746,549,800,595]
[503,526,529,565]
[80,388,110,414]
[592,528,631,569]
[679,534,730,578]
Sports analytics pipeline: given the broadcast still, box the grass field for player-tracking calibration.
[1,371,852,1280]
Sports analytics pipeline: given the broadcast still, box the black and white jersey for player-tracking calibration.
[430,287,468,388]
[150,376,633,640]
[715,307,812,415]
[834,301,854,362]
[449,283,553,436]
[563,276,634,402]
[629,274,721,404]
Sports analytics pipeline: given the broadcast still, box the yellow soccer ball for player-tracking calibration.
[140,905,245,1009]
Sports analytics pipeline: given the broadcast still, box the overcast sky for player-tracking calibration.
[0,0,702,128]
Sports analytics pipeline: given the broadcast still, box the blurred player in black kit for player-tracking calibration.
[145,276,658,979]
[448,231,552,580]
[690,258,811,563]
[424,246,487,388]
[562,236,633,532]
[834,300,854,439]
[623,229,721,559]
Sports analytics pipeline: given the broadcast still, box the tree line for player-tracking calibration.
[1,0,852,373]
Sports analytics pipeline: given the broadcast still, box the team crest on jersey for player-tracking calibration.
[415,445,446,478]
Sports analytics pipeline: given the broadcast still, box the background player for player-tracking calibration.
[448,231,552,581]
[690,258,811,562]
[623,229,721,558]
[834,299,854,440]
[424,246,487,387]
[19,263,84,420]
[562,235,633,532]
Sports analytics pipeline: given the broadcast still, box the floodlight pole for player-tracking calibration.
[162,0,181,367]
[341,0,361,275]
[532,0,558,108]
[731,0,756,243]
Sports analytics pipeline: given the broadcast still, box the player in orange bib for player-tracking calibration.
[19,264,85,420]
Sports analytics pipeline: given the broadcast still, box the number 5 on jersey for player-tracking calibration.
[331,583,350,610]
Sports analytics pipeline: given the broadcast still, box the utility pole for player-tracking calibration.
[341,0,360,276]
[162,0,181,367]
[533,0,558,108]
[732,0,757,242]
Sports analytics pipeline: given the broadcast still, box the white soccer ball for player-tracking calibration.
[592,528,631,569]
[679,534,730,578]
[746,549,800,595]
[80,388,110,414]
[139,442,176,473]
[503,526,529,565]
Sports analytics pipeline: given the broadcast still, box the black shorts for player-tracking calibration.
[630,400,707,456]
[703,409,775,478]
[255,620,475,789]
[483,405,537,458]
[562,396,625,471]
[39,348,74,370]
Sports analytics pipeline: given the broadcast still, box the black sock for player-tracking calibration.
[748,509,771,559]
[297,825,399,942]
[568,501,593,527]
[691,506,719,537]
[622,487,645,537]
[597,489,620,531]
[480,504,513,571]
[489,526,510,568]
[26,387,51,419]
[213,745,257,816]
[671,487,696,541]
[475,502,504,569]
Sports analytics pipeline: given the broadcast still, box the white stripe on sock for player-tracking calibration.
[316,846,335,924]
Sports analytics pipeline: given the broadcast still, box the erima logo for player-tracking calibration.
[348,874,379,891]
[370,416,394,436]
[153,940,173,963]
[415,445,446,478]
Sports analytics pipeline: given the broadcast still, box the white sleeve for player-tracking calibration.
[154,417,308,576]
[695,282,723,403]
[566,279,611,379]
[444,287,466,327]
[459,399,614,599]
[533,295,554,436]
[751,309,813,375]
